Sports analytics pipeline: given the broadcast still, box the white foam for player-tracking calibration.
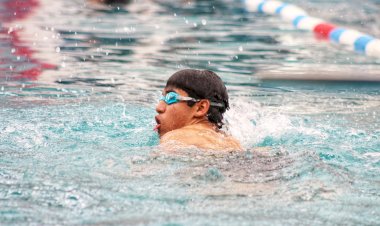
[224,100,261,147]
[225,98,326,148]
[363,152,380,158]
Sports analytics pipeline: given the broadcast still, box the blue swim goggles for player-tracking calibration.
[160,92,224,108]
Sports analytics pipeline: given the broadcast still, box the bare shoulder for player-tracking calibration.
[159,128,200,152]
[160,126,243,151]
[160,127,199,143]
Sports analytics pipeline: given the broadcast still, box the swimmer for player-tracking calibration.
[154,69,242,151]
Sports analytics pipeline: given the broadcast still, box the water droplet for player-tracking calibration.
[193,23,197,27]
[174,13,177,17]
[55,47,60,53]
[1,86,4,91]
[201,19,207,25]
[239,46,243,52]
[11,48,15,53]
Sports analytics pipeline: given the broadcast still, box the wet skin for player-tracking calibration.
[155,88,203,137]
[155,88,242,151]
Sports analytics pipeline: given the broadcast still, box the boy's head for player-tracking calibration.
[166,69,229,127]
[155,69,229,136]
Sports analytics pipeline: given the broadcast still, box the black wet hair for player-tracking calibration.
[165,69,230,129]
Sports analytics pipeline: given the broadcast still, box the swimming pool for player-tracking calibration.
[1,0,380,225]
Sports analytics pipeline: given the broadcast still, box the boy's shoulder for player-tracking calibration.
[160,125,242,151]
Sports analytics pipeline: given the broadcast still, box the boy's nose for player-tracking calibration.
[155,101,166,113]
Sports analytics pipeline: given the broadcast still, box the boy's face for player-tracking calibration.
[155,88,197,137]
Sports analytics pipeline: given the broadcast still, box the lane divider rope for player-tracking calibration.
[243,0,380,58]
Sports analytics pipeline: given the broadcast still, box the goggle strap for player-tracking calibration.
[180,97,224,108]
[210,102,225,108]
[178,96,198,102]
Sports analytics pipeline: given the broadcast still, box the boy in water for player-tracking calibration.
[154,69,242,151]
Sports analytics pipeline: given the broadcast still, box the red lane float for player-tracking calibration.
[313,23,336,39]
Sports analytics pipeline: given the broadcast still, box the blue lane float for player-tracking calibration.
[244,0,380,58]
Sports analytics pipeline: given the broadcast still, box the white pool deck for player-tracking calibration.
[257,68,380,81]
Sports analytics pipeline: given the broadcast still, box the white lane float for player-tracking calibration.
[243,0,380,58]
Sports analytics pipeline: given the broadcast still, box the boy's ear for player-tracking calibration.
[194,99,210,118]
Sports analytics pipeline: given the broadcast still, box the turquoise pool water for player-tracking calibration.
[1,0,380,225]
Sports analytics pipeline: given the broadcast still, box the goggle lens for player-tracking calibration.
[160,92,179,105]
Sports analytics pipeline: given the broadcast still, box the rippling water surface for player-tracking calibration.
[1,0,380,225]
